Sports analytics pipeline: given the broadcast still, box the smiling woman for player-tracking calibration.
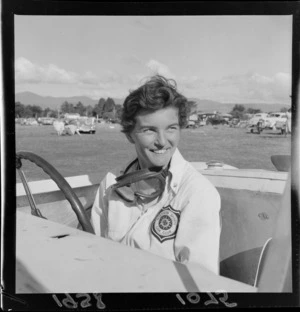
[90,75,222,274]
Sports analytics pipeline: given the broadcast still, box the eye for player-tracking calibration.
[143,128,154,133]
[168,125,179,131]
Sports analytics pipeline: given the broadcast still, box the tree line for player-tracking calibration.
[15,100,289,120]
[15,97,123,120]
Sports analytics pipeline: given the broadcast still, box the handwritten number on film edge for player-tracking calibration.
[176,292,237,307]
[75,294,92,308]
[215,292,237,308]
[52,293,106,309]
[204,292,219,305]
[52,292,237,309]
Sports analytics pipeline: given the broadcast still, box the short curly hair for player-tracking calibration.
[121,75,191,134]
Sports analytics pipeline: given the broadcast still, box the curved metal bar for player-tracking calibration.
[17,165,45,218]
[16,151,95,234]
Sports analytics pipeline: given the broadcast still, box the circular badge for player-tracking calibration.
[151,205,181,243]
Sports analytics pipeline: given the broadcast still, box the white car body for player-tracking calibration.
[39,117,54,125]
[15,155,291,294]
[247,113,269,126]
[23,118,39,126]
[77,116,96,134]
[264,112,287,129]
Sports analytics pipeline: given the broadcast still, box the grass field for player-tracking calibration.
[15,122,291,183]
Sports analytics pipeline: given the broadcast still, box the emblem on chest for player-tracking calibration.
[151,205,181,243]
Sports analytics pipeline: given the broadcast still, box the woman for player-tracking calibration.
[91,75,221,274]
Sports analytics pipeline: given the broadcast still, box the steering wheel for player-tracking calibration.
[16,151,95,234]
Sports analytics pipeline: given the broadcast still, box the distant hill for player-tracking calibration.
[15,91,289,113]
[15,92,99,109]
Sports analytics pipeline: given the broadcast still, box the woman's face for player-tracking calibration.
[127,106,181,169]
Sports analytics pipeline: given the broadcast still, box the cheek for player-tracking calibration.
[169,130,181,144]
[132,134,155,148]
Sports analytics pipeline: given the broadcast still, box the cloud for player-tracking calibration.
[163,72,291,104]
[15,57,144,98]
[209,72,291,103]
[15,57,99,85]
[16,58,290,103]
[15,57,77,84]
[146,59,174,78]
[80,71,100,85]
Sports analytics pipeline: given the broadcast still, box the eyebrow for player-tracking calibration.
[168,123,180,127]
[138,123,180,129]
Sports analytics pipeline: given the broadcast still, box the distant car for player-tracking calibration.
[24,118,39,126]
[206,115,229,125]
[77,117,96,134]
[247,113,269,127]
[64,113,80,120]
[15,118,26,124]
[264,112,287,129]
[197,113,229,126]
[39,117,54,125]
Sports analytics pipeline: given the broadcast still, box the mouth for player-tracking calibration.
[150,149,169,154]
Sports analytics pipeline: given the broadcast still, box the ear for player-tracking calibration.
[125,133,135,144]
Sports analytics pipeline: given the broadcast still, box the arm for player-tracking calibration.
[174,186,221,274]
[90,179,109,237]
[91,167,127,236]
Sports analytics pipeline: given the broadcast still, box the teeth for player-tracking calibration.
[153,149,167,154]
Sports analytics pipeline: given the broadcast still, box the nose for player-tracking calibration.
[155,131,167,147]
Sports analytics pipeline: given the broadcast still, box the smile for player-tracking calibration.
[151,149,168,154]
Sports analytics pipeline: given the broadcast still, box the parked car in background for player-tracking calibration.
[77,117,96,134]
[15,118,26,124]
[23,118,39,126]
[247,113,269,127]
[219,113,233,123]
[264,112,287,130]
[198,113,215,125]
[39,117,54,125]
[206,114,230,125]
[63,113,80,120]
[63,115,96,134]
[198,113,230,126]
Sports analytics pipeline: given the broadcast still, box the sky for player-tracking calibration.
[15,15,292,104]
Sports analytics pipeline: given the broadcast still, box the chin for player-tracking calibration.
[149,153,172,168]
[151,160,168,168]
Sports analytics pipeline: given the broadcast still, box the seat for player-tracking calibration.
[220,238,272,287]
[221,169,292,291]
[256,170,292,292]
[270,155,291,172]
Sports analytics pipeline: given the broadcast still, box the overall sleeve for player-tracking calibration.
[90,178,109,237]
[174,185,221,275]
